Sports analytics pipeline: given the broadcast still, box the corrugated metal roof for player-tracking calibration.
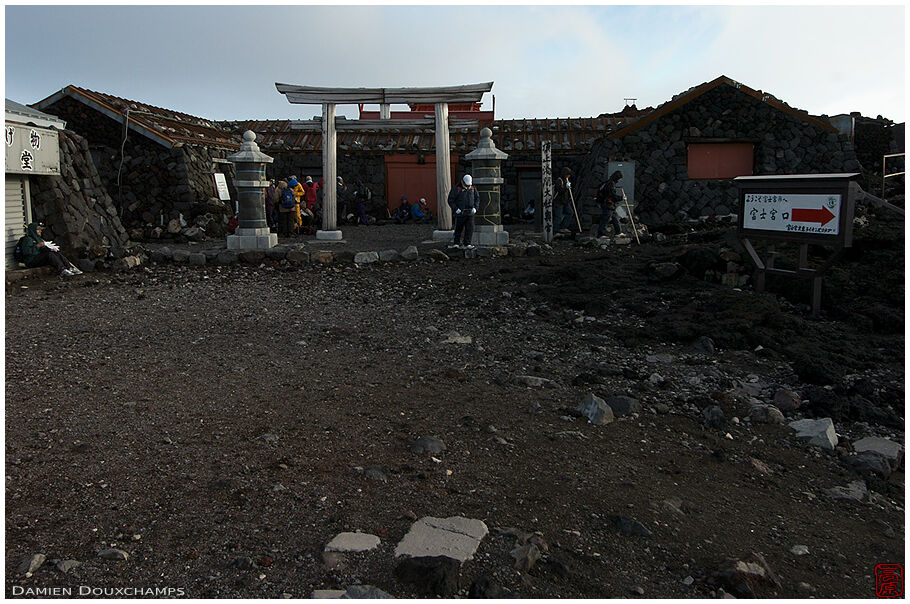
[221,111,648,155]
[5,98,67,129]
[33,86,239,150]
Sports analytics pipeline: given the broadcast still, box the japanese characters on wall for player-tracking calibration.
[5,123,61,175]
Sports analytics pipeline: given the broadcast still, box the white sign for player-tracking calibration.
[743,193,841,235]
[213,172,231,201]
[4,123,60,175]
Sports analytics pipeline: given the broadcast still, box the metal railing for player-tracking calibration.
[881,152,905,199]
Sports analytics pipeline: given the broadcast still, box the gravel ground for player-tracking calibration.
[5,213,904,599]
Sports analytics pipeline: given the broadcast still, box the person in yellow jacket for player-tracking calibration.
[287,176,306,231]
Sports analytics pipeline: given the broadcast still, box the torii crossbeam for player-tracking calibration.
[276,82,493,240]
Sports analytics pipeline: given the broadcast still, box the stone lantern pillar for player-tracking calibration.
[227,131,277,250]
[465,127,509,246]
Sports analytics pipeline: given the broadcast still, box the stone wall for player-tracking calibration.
[39,96,235,233]
[27,129,130,258]
[576,84,861,226]
[854,119,905,195]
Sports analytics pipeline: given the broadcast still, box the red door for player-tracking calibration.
[385,155,459,214]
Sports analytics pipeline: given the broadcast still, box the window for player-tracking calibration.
[687,143,754,179]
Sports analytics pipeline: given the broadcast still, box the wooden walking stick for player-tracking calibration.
[567,186,583,233]
[622,191,640,244]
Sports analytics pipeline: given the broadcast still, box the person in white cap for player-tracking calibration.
[446,174,480,249]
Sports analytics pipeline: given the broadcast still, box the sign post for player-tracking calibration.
[541,141,554,243]
[735,173,861,316]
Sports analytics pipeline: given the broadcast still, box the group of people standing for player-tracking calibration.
[264,175,378,236]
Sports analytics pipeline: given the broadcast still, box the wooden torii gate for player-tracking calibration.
[275,82,493,241]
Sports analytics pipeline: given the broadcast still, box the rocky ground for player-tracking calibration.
[5,206,904,599]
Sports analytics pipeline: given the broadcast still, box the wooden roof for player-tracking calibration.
[32,85,239,150]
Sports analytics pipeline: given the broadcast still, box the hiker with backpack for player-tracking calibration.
[447,174,480,249]
[554,167,577,233]
[595,170,624,237]
[15,222,82,276]
[275,180,297,236]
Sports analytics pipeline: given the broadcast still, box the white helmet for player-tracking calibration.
[463,174,473,186]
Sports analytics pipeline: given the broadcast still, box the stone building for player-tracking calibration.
[33,86,240,233]
[19,76,890,245]
[221,106,649,220]
[574,76,862,227]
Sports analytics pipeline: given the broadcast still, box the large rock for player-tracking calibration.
[17,553,45,575]
[354,251,379,264]
[287,249,309,264]
[772,388,802,412]
[379,249,400,262]
[239,250,266,265]
[325,532,381,553]
[749,403,785,424]
[826,480,870,504]
[605,396,641,416]
[401,246,419,261]
[394,516,488,562]
[341,585,393,598]
[789,418,838,450]
[410,436,446,455]
[852,437,903,469]
[577,393,614,425]
[429,249,450,261]
[394,556,460,596]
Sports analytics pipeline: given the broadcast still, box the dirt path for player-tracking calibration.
[5,220,904,598]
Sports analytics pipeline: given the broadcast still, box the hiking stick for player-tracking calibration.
[567,186,583,233]
[622,191,640,244]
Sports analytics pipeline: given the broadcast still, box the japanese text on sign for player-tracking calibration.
[743,193,841,235]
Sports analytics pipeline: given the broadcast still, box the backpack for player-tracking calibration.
[280,187,296,209]
[13,236,26,263]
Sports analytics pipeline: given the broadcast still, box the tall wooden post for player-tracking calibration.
[434,102,453,235]
[318,103,341,239]
[541,140,554,243]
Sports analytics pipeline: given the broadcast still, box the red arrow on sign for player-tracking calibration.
[791,206,836,226]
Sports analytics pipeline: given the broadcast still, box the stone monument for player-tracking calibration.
[226,131,277,250]
[465,127,509,246]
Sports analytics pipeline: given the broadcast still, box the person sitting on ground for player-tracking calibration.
[522,199,536,222]
[17,222,82,276]
[411,197,431,223]
[353,181,373,226]
[394,196,412,223]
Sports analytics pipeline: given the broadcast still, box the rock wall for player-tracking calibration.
[38,96,235,233]
[576,84,861,226]
[27,129,130,258]
[854,119,905,196]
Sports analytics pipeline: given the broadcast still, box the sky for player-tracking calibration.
[4,4,907,124]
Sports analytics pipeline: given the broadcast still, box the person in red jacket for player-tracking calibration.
[303,176,320,211]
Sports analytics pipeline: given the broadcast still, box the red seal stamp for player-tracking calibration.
[876,563,903,598]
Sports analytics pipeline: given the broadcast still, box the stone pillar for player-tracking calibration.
[433,102,454,240]
[465,127,509,246]
[380,104,391,120]
[317,103,342,240]
[226,131,277,250]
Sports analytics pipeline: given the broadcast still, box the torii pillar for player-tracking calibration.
[274,82,494,244]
